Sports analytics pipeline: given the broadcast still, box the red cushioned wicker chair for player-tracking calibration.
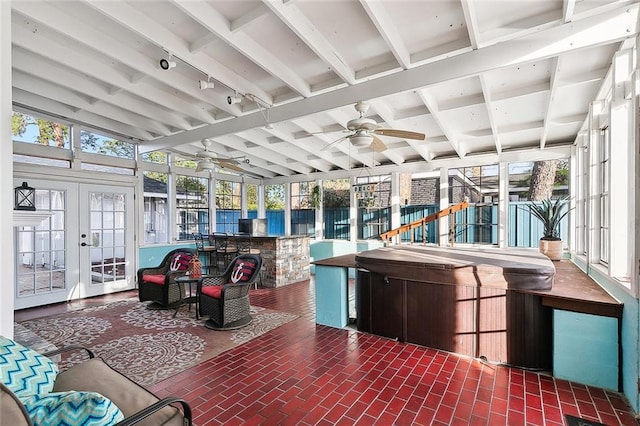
[137,248,196,309]
[198,254,262,330]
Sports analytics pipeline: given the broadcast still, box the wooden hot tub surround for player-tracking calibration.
[355,246,557,370]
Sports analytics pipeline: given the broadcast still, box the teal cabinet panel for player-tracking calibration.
[315,265,349,328]
[553,309,618,390]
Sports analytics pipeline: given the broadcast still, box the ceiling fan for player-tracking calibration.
[186,139,250,173]
[323,101,426,152]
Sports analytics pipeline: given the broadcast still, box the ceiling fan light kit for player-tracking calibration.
[186,138,252,175]
[195,159,215,172]
[350,132,374,147]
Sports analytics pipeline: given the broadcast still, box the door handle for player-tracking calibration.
[81,242,88,247]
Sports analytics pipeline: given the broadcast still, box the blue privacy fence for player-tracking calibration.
[227,201,565,247]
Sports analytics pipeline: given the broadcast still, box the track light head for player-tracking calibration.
[199,80,215,90]
[159,57,176,70]
[227,95,243,105]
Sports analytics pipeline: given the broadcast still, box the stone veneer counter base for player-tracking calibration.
[250,235,310,287]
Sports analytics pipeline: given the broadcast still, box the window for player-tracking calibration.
[291,181,316,236]
[246,183,258,211]
[216,180,241,233]
[143,172,168,244]
[13,155,70,168]
[141,152,167,164]
[80,164,134,175]
[449,165,498,245]
[80,130,134,159]
[12,111,70,149]
[323,178,350,240]
[356,174,391,239]
[578,144,588,255]
[176,175,209,240]
[507,161,570,248]
[265,184,285,235]
[599,128,610,264]
[16,189,66,296]
[400,175,440,244]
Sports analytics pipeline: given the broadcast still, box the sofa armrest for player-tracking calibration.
[115,397,192,426]
[0,382,33,426]
[42,345,95,359]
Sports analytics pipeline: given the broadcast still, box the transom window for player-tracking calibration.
[80,130,134,159]
[12,111,71,149]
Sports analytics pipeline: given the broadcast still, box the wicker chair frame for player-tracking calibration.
[198,254,263,330]
[137,248,196,308]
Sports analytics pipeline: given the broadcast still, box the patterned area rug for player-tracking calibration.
[17,299,298,386]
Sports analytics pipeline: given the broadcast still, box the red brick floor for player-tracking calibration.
[145,280,636,426]
[15,277,639,425]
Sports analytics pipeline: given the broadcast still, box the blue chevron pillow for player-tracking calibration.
[21,390,124,426]
[0,336,58,397]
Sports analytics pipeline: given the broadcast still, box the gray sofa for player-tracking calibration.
[0,343,192,426]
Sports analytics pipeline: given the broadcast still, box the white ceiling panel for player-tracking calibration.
[9,0,639,178]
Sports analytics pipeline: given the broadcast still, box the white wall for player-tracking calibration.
[1,1,15,338]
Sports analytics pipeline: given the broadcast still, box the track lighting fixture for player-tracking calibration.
[227,94,243,105]
[199,77,215,90]
[159,54,176,70]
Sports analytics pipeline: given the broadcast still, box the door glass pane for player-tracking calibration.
[91,211,102,229]
[90,191,128,284]
[16,190,66,297]
[91,192,102,210]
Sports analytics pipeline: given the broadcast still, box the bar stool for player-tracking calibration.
[193,233,216,273]
[235,233,260,255]
[210,232,238,271]
[235,233,262,288]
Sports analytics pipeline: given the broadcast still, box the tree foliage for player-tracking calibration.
[12,112,69,147]
[265,184,285,210]
[246,184,258,210]
[322,179,350,208]
[81,130,134,158]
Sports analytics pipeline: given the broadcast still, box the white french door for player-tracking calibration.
[14,180,135,309]
[78,184,135,298]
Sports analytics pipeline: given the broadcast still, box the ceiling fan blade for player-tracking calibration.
[371,135,387,152]
[375,128,425,140]
[217,158,241,167]
[218,162,244,172]
[321,135,349,151]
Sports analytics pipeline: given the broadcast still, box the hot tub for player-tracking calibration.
[355,246,556,369]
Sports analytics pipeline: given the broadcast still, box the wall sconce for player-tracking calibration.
[14,182,36,211]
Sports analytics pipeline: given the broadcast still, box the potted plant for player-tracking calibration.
[529,196,571,261]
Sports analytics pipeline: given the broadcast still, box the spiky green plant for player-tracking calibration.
[529,196,571,240]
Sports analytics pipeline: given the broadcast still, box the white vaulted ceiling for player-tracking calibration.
[10,0,640,179]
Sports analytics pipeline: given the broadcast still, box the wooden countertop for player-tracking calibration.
[313,246,623,318]
[531,260,623,318]
[312,253,357,268]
